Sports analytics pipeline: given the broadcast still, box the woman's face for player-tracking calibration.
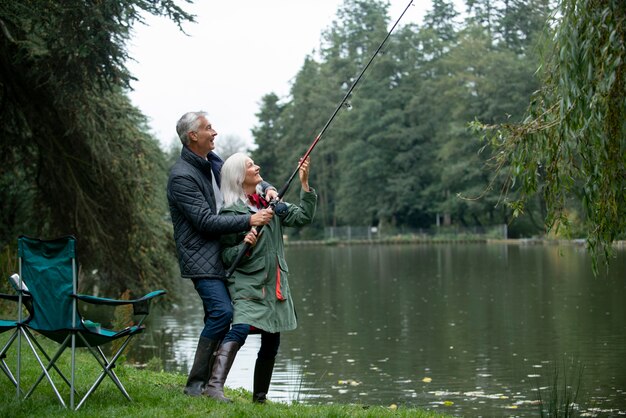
[242,157,263,189]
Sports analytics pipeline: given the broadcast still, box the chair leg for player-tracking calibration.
[27,331,75,391]
[75,333,133,410]
[21,331,69,408]
[0,330,19,389]
[202,341,241,403]
[0,356,19,388]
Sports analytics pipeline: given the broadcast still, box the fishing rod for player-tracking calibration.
[225,0,414,278]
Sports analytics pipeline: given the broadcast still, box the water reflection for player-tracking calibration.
[137,243,626,416]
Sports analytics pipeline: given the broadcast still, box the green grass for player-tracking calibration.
[535,360,584,417]
[0,335,448,418]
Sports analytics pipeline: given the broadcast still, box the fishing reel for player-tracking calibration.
[271,200,289,218]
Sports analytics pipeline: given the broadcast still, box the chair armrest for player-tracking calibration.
[1,291,33,320]
[0,292,19,302]
[73,290,166,305]
[73,290,167,315]
[0,292,31,302]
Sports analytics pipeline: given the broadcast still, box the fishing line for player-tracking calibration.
[226,0,414,278]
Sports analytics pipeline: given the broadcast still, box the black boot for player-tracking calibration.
[183,337,220,396]
[252,357,275,403]
[202,341,241,403]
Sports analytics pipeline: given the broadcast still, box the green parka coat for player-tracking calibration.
[220,188,317,333]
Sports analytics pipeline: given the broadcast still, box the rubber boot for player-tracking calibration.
[252,357,275,403]
[202,341,241,402]
[183,337,220,396]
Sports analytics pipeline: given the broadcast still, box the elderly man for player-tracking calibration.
[167,111,275,396]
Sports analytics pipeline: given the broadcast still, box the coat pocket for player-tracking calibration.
[276,255,289,273]
[237,255,266,274]
[230,256,268,300]
[276,267,291,301]
[230,274,266,301]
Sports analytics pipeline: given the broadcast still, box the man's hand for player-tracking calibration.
[250,208,274,226]
[265,188,278,202]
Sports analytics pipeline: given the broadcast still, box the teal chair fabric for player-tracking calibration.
[17,235,166,410]
[0,314,19,385]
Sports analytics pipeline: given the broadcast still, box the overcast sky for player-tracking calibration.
[127,1,432,151]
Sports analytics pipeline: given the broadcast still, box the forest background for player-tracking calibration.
[1,0,624,296]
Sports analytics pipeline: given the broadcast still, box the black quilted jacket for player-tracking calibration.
[167,146,251,279]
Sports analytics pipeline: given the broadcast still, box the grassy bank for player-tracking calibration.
[0,337,448,418]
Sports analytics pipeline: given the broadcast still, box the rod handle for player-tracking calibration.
[225,241,252,279]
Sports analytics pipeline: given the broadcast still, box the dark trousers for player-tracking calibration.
[192,278,233,340]
[224,324,280,360]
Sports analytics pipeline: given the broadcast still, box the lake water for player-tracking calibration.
[137,243,626,416]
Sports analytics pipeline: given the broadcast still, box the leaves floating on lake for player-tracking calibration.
[338,379,362,386]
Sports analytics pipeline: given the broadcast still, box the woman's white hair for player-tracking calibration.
[220,152,249,208]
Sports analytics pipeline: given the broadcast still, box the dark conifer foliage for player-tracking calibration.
[252,0,549,238]
[0,0,194,295]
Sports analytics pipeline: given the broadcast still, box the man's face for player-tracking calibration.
[189,116,217,156]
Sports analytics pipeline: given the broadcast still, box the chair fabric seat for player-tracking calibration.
[0,319,18,331]
[31,325,145,347]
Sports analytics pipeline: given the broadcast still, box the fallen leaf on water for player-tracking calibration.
[443,400,454,406]
[422,377,432,383]
[338,379,361,386]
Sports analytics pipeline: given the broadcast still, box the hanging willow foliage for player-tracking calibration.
[474,0,626,271]
[0,1,194,295]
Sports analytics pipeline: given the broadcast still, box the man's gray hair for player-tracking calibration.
[176,111,208,145]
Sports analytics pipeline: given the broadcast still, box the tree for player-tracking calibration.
[476,0,626,268]
[0,1,194,295]
[251,92,286,182]
[248,0,551,237]
[277,52,344,229]
[215,134,251,160]
[424,0,460,46]
[493,0,552,53]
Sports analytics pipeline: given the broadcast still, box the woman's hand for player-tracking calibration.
[299,157,310,192]
[243,228,259,246]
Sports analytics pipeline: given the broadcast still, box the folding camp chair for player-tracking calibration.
[17,235,166,410]
[0,274,32,396]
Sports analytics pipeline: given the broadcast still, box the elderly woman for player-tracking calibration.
[202,153,317,403]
